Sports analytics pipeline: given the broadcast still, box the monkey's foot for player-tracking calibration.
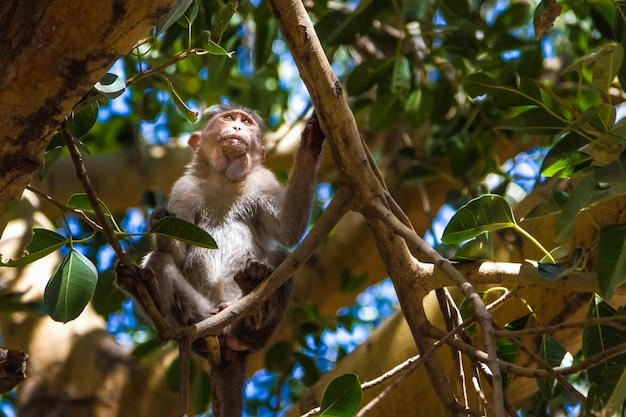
[233,260,273,294]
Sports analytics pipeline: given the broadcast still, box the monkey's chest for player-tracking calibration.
[183,217,271,302]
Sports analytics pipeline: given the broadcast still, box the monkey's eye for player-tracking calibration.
[242,118,252,125]
[224,114,234,121]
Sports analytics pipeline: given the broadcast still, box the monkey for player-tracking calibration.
[116,103,325,417]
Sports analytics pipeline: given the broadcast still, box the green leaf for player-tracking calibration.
[161,76,199,122]
[155,0,194,36]
[346,59,393,96]
[541,132,589,177]
[401,161,440,184]
[405,87,434,128]
[150,217,217,249]
[391,56,411,95]
[537,335,568,400]
[0,229,68,267]
[67,102,99,139]
[320,373,362,417]
[94,73,126,99]
[202,40,235,58]
[453,232,494,261]
[176,0,198,27]
[597,223,626,299]
[592,44,624,93]
[339,269,367,293]
[67,193,113,218]
[524,189,569,219]
[441,194,516,244]
[463,73,544,107]
[294,352,322,386]
[37,146,63,180]
[496,108,567,135]
[583,296,626,416]
[595,149,626,183]
[265,341,291,373]
[44,250,98,323]
[214,0,240,42]
[555,174,597,240]
[497,315,529,389]
[369,93,404,132]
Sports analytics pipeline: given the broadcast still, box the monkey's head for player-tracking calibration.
[189,104,266,180]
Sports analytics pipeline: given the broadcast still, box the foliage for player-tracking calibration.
[8,0,626,415]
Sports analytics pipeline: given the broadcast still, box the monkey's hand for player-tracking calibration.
[148,207,175,229]
[115,262,163,314]
[301,113,325,158]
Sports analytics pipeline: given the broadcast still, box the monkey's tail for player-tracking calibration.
[211,354,247,417]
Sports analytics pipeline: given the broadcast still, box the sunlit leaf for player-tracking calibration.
[405,87,433,128]
[555,174,597,240]
[441,194,516,244]
[453,232,494,261]
[597,223,626,300]
[541,132,589,177]
[537,335,568,399]
[94,73,126,99]
[0,229,68,267]
[150,216,217,249]
[320,373,362,417]
[44,250,97,323]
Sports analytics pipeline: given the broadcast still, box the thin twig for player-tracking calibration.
[62,133,170,335]
[26,185,103,232]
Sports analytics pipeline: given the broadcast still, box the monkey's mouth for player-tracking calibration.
[221,135,249,159]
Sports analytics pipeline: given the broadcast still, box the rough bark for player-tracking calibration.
[0,0,175,237]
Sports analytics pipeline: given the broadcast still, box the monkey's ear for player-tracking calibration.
[188,132,201,151]
[259,146,266,162]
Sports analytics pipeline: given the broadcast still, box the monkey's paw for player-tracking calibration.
[148,207,175,229]
[301,113,325,157]
[234,261,273,294]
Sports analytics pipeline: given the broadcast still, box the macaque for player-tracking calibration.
[117,103,324,416]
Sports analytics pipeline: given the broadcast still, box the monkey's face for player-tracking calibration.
[211,110,262,161]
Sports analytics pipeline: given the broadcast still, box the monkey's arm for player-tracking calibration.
[263,115,325,246]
